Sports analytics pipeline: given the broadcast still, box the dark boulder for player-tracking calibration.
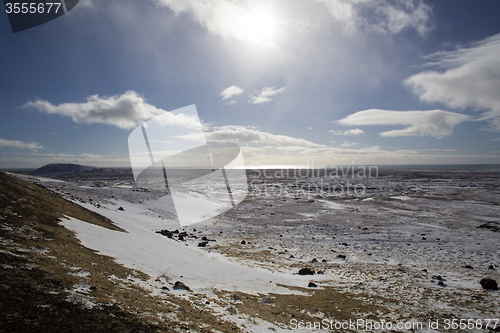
[173,281,191,291]
[480,278,498,290]
[298,268,315,275]
[308,282,317,288]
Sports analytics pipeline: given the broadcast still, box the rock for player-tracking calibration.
[489,265,495,270]
[464,265,474,269]
[289,255,294,259]
[321,259,328,263]
[421,269,428,273]
[298,268,315,275]
[173,281,191,291]
[241,240,246,245]
[437,281,446,287]
[118,207,124,211]
[201,236,208,241]
[198,241,208,247]
[156,230,173,238]
[178,235,184,241]
[432,275,445,281]
[308,282,317,288]
[311,258,318,263]
[161,286,169,291]
[477,222,500,232]
[336,254,346,260]
[480,278,498,290]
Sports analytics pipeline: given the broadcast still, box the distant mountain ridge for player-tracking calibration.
[30,163,101,175]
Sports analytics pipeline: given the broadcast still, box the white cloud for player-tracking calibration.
[24,91,197,130]
[330,129,365,135]
[178,125,323,147]
[338,141,359,148]
[220,85,244,101]
[0,138,43,150]
[405,34,500,131]
[338,109,472,137]
[249,87,285,104]
[315,0,432,35]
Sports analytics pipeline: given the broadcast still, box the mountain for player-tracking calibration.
[30,163,101,175]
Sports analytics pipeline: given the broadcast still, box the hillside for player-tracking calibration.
[0,171,240,332]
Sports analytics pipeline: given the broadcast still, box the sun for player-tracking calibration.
[240,7,276,45]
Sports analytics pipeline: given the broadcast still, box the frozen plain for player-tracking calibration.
[20,167,500,332]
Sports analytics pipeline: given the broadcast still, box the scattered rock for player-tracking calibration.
[317,271,324,275]
[241,240,246,245]
[311,258,318,263]
[464,265,474,269]
[421,269,428,273]
[156,230,173,238]
[336,254,346,260]
[341,242,349,246]
[437,281,446,287]
[489,265,495,270]
[289,255,294,259]
[161,286,169,291]
[173,281,191,292]
[298,268,315,275]
[201,236,208,241]
[480,278,498,290]
[118,207,124,211]
[477,222,500,232]
[321,259,328,263]
[197,242,208,247]
[432,275,445,281]
[308,282,317,288]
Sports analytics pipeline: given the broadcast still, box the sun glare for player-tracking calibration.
[240,8,276,45]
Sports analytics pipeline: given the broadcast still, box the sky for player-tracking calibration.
[1,0,500,169]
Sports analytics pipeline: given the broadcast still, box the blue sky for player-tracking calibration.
[1,0,500,168]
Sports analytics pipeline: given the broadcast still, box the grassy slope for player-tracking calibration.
[0,171,241,332]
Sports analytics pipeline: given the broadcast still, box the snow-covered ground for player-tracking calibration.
[17,169,500,331]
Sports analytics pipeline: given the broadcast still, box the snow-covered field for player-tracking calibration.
[18,168,500,331]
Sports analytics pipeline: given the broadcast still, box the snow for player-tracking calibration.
[390,196,412,201]
[60,202,312,295]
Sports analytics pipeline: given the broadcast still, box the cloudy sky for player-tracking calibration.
[1,0,500,168]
